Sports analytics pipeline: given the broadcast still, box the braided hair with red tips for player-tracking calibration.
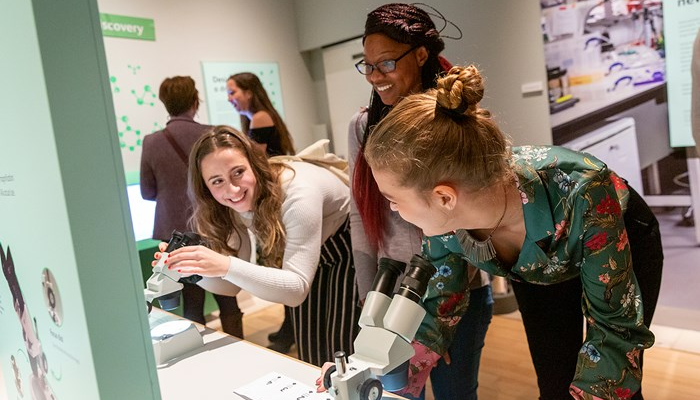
[353,3,454,250]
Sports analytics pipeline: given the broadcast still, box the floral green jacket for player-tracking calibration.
[417,145,655,399]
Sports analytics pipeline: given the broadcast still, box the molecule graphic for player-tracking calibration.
[118,119,164,152]
[117,115,142,152]
[131,85,156,106]
[128,64,141,75]
[110,76,120,94]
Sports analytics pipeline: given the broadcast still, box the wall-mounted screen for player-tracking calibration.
[126,184,156,241]
[662,0,700,147]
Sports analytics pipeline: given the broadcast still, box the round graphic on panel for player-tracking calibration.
[41,269,63,326]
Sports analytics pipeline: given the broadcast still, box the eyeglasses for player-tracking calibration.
[354,47,418,75]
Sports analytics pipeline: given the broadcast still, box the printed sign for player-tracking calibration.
[100,13,155,41]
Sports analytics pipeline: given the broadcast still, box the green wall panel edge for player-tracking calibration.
[31,0,161,398]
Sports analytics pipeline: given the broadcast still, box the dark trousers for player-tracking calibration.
[425,285,494,400]
[511,186,663,400]
[181,282,244,338]
[272,306,296,344]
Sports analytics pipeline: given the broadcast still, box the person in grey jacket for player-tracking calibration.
[140,76,243,337]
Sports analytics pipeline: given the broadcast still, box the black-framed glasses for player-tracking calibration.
[354,47,418,75]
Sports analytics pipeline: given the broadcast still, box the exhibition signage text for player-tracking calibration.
[100,13,155,41]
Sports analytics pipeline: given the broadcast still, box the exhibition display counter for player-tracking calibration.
[150,309,406,400]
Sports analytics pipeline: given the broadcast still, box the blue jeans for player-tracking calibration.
[403,285,494,400]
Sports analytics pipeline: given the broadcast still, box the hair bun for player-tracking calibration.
[435,65,484,117]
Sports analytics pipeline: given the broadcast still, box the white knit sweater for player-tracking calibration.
[199,161,350,306]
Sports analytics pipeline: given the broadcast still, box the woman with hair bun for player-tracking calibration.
[346,3,492,400]
[364,65,663,400]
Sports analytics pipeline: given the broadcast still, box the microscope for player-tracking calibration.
[324,255,435,400]
[143,230,204,313]
[143,231,207,364]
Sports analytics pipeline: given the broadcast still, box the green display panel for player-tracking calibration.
[663,0,700,147]
[0,1,160,399]
[201,62,285,130]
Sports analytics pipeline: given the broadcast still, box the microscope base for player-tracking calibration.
[150,320,203,365]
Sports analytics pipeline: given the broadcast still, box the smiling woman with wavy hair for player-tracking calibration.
[188,126,286,267]
[154,125,359,367]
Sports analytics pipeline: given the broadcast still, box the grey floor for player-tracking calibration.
[650,207,700,332]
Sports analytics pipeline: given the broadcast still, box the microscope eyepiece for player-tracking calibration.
[396,255,434,303]
[371,258,406,296]
[164,231,205,253]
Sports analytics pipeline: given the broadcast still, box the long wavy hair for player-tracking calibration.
[354,2,451,250]
[228,72,295,155]
[365,65,512,194]
[188,125,287,267]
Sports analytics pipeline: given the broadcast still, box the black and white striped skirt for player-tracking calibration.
[290,217,360,366]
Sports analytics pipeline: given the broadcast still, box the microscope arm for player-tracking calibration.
[327,293,426,400]
[143,255,183,305]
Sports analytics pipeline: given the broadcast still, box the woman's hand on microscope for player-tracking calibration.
[315,362,335,392]
[150,242,169,267]
[157,243,230,278]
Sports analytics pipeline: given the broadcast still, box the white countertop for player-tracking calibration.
[150,309,405,400]
[549,81,665,129]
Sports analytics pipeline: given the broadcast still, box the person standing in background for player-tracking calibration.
[347,4,493,399]
[226,71,296,353]
[140,76,243,337]
[226,72,295,156]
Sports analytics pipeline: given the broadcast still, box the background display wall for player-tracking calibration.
[99,0,326,181]
[99,0,329,244]
[295,0,552,150]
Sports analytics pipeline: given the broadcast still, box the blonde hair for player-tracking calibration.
[365,65,512,194]
[188,125,287,267]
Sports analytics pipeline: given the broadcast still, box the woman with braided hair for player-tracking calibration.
[346,3,492,400]
[364,64,663,400]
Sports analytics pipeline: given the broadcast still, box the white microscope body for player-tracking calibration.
[326,256,434,400]
[143,231,203,312]
[143,251,184,310]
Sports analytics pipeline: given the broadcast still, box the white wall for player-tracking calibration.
[295,0,552,146]
[322,38,368,159]
[98,0,325,173]
[294,0,376,52]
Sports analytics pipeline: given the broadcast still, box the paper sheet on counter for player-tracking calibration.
[234,372,332,400]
